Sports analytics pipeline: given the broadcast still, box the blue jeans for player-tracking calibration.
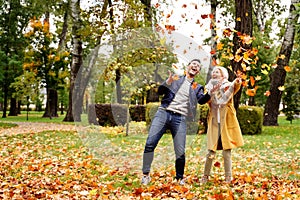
[142,108,187,179]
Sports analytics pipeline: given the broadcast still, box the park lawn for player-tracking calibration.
[0,111,69,123]
[0,117,299,199]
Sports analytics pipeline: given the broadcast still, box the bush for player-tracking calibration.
[88,104,128,126]
[88,104,146,126]
[237,105,263,135]
[129,105,146,122]
[88,103,263,136]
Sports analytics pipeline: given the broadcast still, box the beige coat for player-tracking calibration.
[206,81,244,151]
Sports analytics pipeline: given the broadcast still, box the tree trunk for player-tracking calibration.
[230,0,253,110]
[206,0,218,83]
[263,0,299,126]
[116,68,122,103]
[43,88,58,118]
[2,80,8,118]
[8,98,18,116]
[64,0,82,122]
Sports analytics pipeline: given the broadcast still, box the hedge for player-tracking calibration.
[89,103,263,135]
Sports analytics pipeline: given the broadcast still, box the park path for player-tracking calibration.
[0,121,78,136]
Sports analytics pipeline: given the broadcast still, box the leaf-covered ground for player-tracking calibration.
[0,122,299,199]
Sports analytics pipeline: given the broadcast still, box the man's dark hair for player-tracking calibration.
[188,59,201,65]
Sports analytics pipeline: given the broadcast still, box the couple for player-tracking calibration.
[141,59,244,185]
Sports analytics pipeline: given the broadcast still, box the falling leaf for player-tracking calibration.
[278,86,285,91]
[217,42,224,50]
[223,28,232,37]
[173,74,179,80]
[210,49,216,55]
[261,69,268,75]
[212,58,218,66]
[278,54,285,59]
[250,76,255,87]
[192,82,198,90]
[201,14,208,19]
[241,63,247,71]
[246,86,258,96]
[182,4,187,8]
[271,63,278,68]
[236,17,241,21]
[264,90,271,96]
[284,66,291,72]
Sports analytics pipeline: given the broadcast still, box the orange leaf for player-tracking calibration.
[217,42,224,50]
[264,90,271,96]
[173,74,179,80]
[212,58,218,66]
[182,4,187,8]
[284,65,291,72]
[250,76,255,87]
[210,49,216,55]
[223,28,232,37]
[192,82,198,90]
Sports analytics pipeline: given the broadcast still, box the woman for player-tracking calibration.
[201,66,244,183]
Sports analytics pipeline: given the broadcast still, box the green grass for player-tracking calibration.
[0,111,74,124]
[0,122,18,129]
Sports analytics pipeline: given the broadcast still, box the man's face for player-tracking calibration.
[186,61,201,77]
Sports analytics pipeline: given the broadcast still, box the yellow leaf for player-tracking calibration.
[261,64,268,69]
[261,69,269,75]
[236,17,241,21]
[278,54,285,59]
[278,86,285,91]
[160,37,166,45]
[241,62,247,71]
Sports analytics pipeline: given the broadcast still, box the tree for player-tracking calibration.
[263,0,300,126]
[0,0,42,118]
[63,0,110,122]
[229,0,253,109]
[23,18,70,118]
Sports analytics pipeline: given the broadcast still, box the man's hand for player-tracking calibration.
[166,70,177,85]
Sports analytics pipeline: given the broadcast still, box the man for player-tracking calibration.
[141,59,216,185]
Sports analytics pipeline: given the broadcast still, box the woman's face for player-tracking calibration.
[212,68,223,79]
